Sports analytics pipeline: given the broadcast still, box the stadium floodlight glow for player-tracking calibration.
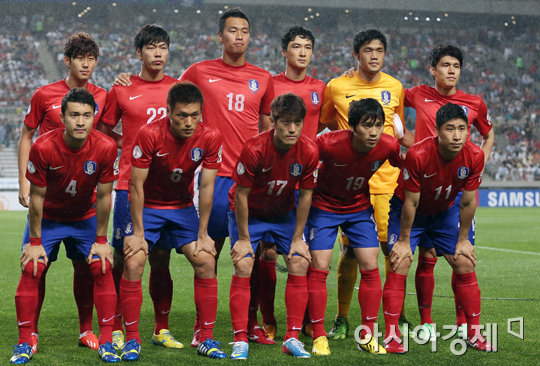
[436,17,441,21]
[415,17,419,20]
[218,10,223,14]
[112,2,116,6]
[404,16,408,20]
[409,11,412,15]
[174,9,178,13]
[72,2,76,5]
[197,9,201,13]
[308,8,312,12]
[505,22,508,26]
[426,17,430,21]
[316,13,319,16]
[513,21,516,24]
[304,17,308,21]
[86,6,90,9]
[445,13,448,17]
[152,8,156,12]
[511,16,515,19]
[310,15,314,18]
[224,5,228,9]
[345,9,349,13]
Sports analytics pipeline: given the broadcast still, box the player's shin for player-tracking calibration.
[149,267,173,334]
[359,268,382,338]
[32,262,50,335]
[230,275,250,342]
[259,259,277,325]
[285,274,308,340]
[195,276,218,341]
[451,270,467,326]
[454,272,481,339]
[308,267,329,339]
[90,261,116,344]
[16,262,46,344]
[415,256,437,324]
[119,278,143,343]
[111,266,124,332]
[248,257,261,330]
[73,260,95,334]
[382,272,406,340]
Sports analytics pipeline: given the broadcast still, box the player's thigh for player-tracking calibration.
[387,196,423,256]
[227,210,264,256]
[112,190,131,251]
[453,191,476,244]
[426,205,461,259]
[22,217,62,262]
[370,193,393,243]
[307,206,342,269]
[205,176,234,239]
[341,207,380,270]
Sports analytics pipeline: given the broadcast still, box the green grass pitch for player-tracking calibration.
[0,207,538,365]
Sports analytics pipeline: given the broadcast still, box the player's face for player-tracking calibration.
[282,36,313,70]
[431,56,461,92]
[354,39,385,76]
[351,117,384,152]
[218,17,250,57]
[435,118,468,155]
[167,102,201,139]
[64,53,97,82]
[137,42,169,74]
[61,102,94,141]
[272,115,304,152]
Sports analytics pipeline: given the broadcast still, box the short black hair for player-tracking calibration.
[167,81,204,110]
[271,93,306,122]
[435,103,468,129]
[353,29,387,54]
[218,7,250,33]
[281,25,315,51]
[134,24,170,51]
[61,87,96,115]
[348,98,385,129]
[429,44,463,68]
[64,32,99,59]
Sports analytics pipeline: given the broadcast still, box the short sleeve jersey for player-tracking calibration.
[179,58,275,177]
[273,72,326,141]
[24,79,108,135]
[131,117,222,209]
[100,74,179,191]
[314,131,402,213]
[405,85,492,143]
[395,137,484,216]
[229,130,319,218]
[319,71,405,194]
[26,129,118,222]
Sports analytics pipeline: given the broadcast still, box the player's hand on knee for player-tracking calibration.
[88,242,114,273]
[124,234,148,259]
[389,240,413,271]
[288,238,311,263]
[21,243,48,275]
[114,72,132,86]
[194,235,217,258]
[230,239,254,265]
[453,239,476,267]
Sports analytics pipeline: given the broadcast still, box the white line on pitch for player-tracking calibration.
[475,246,540,256]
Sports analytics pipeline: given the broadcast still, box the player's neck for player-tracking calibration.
[437,140,460,160]
[63,132,87,150]
[222,51,246,66]
[351,134,372,154]
[273,136,293,154]
[356,67,380,83]
[435,84,457,96]
[139,68,164,82]
[65,76,88,89]
[284,66,307,81]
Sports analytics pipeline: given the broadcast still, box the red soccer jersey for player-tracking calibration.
[131,117,222,209]
[272,72,326,141]
[229,130,319,218]
[405,85,492,143]
[24,79,108,135]
[313,131,402,213]
[26,129,118,222]
[100,74,179,191]
[395,137,484,216]
[179,58,275,177]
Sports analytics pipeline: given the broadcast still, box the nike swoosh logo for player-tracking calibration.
[156,152,169,157]
[161,310,170,315]
[425,98,436,102]
[292,326,302,330]
[209,78,221,83]
[334,163,347,167]
[311,318,324,323]
[18,321,31,326]
[419,305,429,309]
[115,313,122,318]
[205,321,216,325]
[52,104,61,109]
[472,312,481,317]
[233,329,245,334]
[130,95,143,100]
[49,166,64,170]
[424,173,437,178]
[366,316,377,320]
[262,167,272,172]
[125,320,138,325]
[384,311,400,317]
[102,316,114,322]
[346,94,357,98]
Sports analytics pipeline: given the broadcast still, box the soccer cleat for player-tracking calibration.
[230,341,249,360]
[312,336,330,356]
[261,322,277,340]
[399,317,416,338]
[121,339,141,361]
[79,331,99,350]
[282,338,311,358]
[300,323,313,338]
[247,326,275,345]
[152,329,184,349]
[98,341,121,363]
[457,323,467,339]
[191,329,201,348]
[112,330,125,353]
[358,334,387,354]
[416,323,436,342]
[327,317,349,340]
[10,343,33,364]
[384,339,407,354]
[467,335,493,352]
[31,333,38,354]
[197,338,227,359]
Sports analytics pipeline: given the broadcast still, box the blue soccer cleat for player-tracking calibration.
[98,341,121,363]
[197,338,227,359]
[282,338,311,358]
[121,339,141,361]
[230,341,249,360]
[10,343,33,364]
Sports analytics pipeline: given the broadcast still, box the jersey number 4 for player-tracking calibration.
[66,180,77,196]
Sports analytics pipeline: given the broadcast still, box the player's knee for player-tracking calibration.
[287,255,309,276]
[234,258,254,277]
[148,247,171,267]
[261,246,278,261]
[191,252,216,275]
[123,256,146,279]
[419,247,437,258]
[357,257,379,272]
[310,252,331,271]
[22,261,46,278]
[89,260,112,275]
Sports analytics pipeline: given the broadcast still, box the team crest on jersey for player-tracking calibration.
[487,112,492,125]
[381,90,391,105]
[311,92,320,105]
[237,162,245,175]
[403,168,410,180]
[84,161,97,175]
[388,233,398,245]
[217,146,223,163]
[249,79,259,93]
[290,163,303,177]
[133,145,142,159]
[460,105,469,116]
[27,161,36,174]
[113,157,120,176]
[457,166,470,180]
[309,228,316,241]
[313,167,319,183]
[95,102,99,116]
[371,160,383,172]
[191,147,203,162]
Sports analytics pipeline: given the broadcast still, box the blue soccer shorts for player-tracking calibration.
[142,206,199,253]
[201,175,234,239]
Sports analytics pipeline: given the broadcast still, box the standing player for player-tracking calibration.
[98,24,182,352]
[319,28,413,339]
[17,32,108,352]
[119,81,226,361]
[382,103,491,353]
[404,44,494,339]
[227,93,318,360]
[308,98,402,355]
[11,88,119,364]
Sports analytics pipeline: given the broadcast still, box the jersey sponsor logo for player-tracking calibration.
[208,78,221,83]
[237,162,246,175]
[403,168,410,180]
[52,104,61,109]
[309,228,316,241]
[381,90,391,105]
[133,145,143,159]
[457,166,470,180]
[129,95,143,100]
[346,94,357,98]
[217,146,223,163]
[311,91,320,105]
[460,105,469,116]
[371,160,383,172]
[249,79,259,93]
[84,161,97,175]
[113,157,120,175]
[27,161,36,174]
[191,147,203,162]
[290,163,303,177]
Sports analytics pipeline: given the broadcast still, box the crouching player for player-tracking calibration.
[228,93,319,360]
[11,88,120,364]
[120,81,226,360]
[382,103,491,353]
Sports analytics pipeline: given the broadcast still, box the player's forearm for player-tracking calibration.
[459,193,476,241]
[259,114,272,133]
[480,129,495,167]
[293,189,313,240]
[197,181,215,238]
[28,189,45,238]
[95,183,113,237]
[399,129,415,148]
[129,183,145,236]
[399,196,418,240]
[234,190,251,241]
[18,127,35,183]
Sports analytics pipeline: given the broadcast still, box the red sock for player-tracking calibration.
[89,261,116,345]
[248,257,260,331]
[16,262,45,344]
[259,259,277,325]
[149,267,173,334]
[359,268,382,338]
[120,278,142,343]
[195,276,218,341]
[454,272,481,339]
[230,275,250,342]
[193,273,200,333]
[32,262,50,334]
[111,267,124,332]
[452,270,467,326]
[307,267,328,339]
[73,261,94,334]
[285,274,308,340]
[415,256,437,324]
[382,271,406,340]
